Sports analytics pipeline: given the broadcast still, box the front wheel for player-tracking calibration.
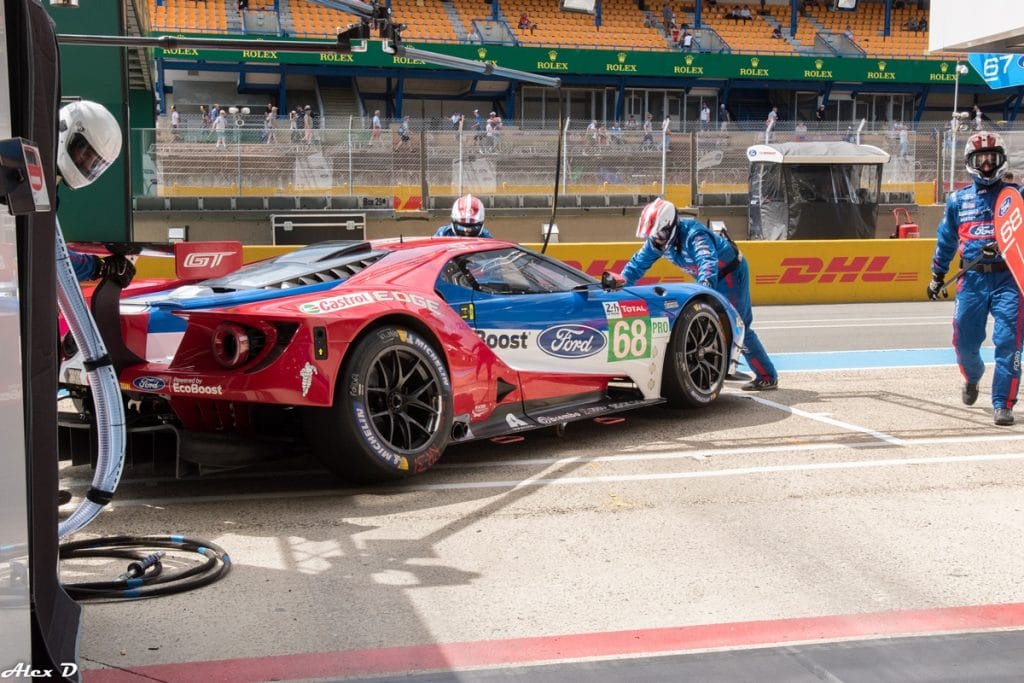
[662,300,728,408]
[304,326,452,483]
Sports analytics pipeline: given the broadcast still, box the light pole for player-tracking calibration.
[949,62,970,195]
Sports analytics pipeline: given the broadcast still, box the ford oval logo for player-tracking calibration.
[967,224,995,238]
[132,376,166,391]
[998,195,1012,218]
[537,324,606,359]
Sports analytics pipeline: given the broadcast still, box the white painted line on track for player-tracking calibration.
[758,321,949,330]
[98,451,1024,506]
[746,394,906,446]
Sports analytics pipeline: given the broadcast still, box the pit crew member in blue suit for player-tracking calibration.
[434,194,493,238]
[621,198,778,391]
[57,100,135,285]
[927,131,1023,426]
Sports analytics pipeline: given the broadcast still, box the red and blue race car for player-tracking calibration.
[60,238,745,482]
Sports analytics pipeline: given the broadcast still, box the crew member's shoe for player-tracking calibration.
[742,377,778,391]
[962,383,979,406]
[994,408,1015,426]
[727,371,756,382]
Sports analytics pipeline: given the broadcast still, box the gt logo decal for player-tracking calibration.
[182,251,235,269]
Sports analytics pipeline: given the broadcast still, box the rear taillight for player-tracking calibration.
[211,322,250,369]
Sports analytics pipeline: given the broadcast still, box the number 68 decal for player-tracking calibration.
[996,189,1024,249]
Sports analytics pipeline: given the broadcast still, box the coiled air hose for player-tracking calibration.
[55,220,126,539]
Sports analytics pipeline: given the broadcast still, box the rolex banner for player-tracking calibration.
[154,37,985,87]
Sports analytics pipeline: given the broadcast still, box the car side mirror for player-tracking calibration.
[601,271,625,291]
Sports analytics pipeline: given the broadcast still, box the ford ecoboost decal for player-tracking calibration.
[537,324,606,359]
[132,376,166,392]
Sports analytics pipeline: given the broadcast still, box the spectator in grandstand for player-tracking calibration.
[622,198,778,391]
[238,0,248,11]
[472,109,483,142]
[263,106,278,143]
[765,106,778,143]
[719,103,731,131]
[815,103,826,122]
[699,103,710,131]
[210,104,220,127]
[894,0,906,8]
[898,123,909,158]
[394,115,412,151]
[199,105,208,129]
[844,25,854,41]
[682,30,693,50]
[738,6,752,21]
[586,119,598,147]
[435,194,492,238]
[671,24,681,44]
[844,125,856,143]
[626,114,638,130]
[771,26,783,40]
[488,111,502,148]
[759,0,767,15]
[973,105,984,131]
[610,121,624,144]
[917,16,927,31]
[640,113,655,150]
[598,121,610,146]
[170,105,179,130]
[303,105,314,144]
[214,109,228,149]
[928,132,1020,425]
[370,109,382,147]
[904,17,919,32]
[517,12,537,33]
[794,120,808,141]
[661,3,674,35]
[289,108,299,142]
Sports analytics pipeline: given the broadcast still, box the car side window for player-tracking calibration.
[439,248,593,296]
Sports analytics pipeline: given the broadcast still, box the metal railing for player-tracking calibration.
[138,118,1024,205]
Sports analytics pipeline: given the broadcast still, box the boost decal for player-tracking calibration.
[537,324,606,359]
[476,329,530,350]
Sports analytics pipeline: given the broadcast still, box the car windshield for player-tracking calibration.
[440,247,595,295]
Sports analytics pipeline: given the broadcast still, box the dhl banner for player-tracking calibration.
[136,240,936,306]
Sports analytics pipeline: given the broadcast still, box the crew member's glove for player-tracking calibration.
[926,273,946,301]
[93,254,136,288]
[982,242,1000,259]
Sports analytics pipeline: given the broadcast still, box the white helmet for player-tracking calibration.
[964,131,1008,187]
[636,198,679,251]
[57,100,122,189]
[451,194,485,236]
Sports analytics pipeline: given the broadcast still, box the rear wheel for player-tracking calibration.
[305,326,452,483]
[662,300,727,408]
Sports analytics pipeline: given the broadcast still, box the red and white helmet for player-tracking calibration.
[964,132,1008,186]
[451,194,485,236]
[636,198,679,251]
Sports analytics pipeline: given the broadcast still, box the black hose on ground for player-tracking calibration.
[59,535,231,600]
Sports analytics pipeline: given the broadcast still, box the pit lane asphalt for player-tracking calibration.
[64,300,1024,682]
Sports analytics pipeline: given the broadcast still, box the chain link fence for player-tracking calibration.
[139,118,1024,206]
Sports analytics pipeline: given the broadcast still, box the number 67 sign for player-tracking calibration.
[995,186,1024,293]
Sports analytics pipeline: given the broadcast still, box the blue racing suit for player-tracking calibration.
[434,224,493,238]
[69,249,99,282]
[931,179,1024,410]
[622,217,777,383]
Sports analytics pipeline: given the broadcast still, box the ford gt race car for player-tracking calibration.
[59,238,745,483]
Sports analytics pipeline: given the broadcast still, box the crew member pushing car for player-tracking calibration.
[434,194,493,238]
[926,131,1022,426]
[621,198,778,391]
[56,100,135,286]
